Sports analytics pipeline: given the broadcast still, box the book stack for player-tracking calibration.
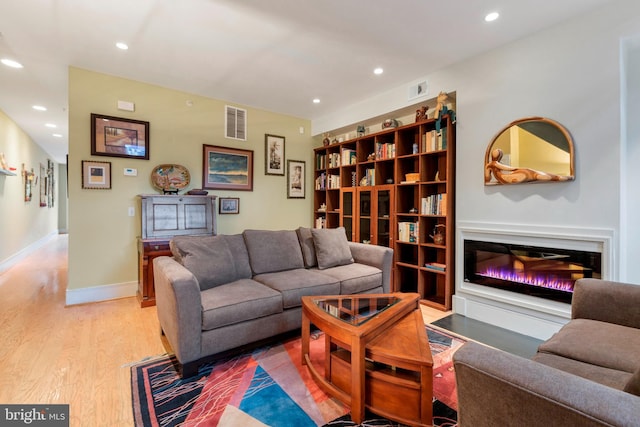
[398,222,419,243]
[316,154,326,169]
[421,193,447,215]
[362,168,375,186]
[341,149,357,165]
[327,174,340,189]
[314,216,326,229]
[424,262,446,272]
[328,152,341,168]
[315,172,326,190]
[375,142,396,159]
[422,127,447,152]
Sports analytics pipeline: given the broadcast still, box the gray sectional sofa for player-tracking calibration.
[453,278,640,426]
[153,227,393,378]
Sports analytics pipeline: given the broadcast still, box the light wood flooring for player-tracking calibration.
[0,234,450,426]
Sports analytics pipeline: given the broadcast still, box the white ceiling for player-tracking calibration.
[0,0,612,164]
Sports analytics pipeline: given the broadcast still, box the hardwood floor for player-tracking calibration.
[0,234,164,426]
[0,234,451,426]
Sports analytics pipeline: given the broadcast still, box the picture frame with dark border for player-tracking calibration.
[264,134,285,176]
[91,113,150,160]
[287,159,305,199]
[202,145,254,191]
[82,160,112,189]
[219,197,240,214]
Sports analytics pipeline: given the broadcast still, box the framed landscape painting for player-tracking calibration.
[202,145,253,191]
[91,113,149,160]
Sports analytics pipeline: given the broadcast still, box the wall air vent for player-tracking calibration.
[225,105,247,140]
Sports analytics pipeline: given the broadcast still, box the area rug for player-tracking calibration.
[131,325,465,427]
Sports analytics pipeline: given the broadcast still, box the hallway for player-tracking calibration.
[0,234,164,426]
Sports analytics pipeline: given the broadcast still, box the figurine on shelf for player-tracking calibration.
[434,91,457,132]
[382,118,398,129]
[322,133,331,147]
[430,224,446,245]
[367,153,376,161]
[415,106,429,122]
[318,203,327,212]
[357,125,366,137]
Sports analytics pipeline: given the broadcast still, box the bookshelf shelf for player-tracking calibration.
[313,114,455,310]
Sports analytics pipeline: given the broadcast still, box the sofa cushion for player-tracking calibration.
[201,279,283,330]
[624,366,640,396]
[243,229,305,274]
[536,318,640,373]
[532,352,633,391]
[296,227,317,268]
[254,269,340,309]
[311,227,354,270]
[170,235,238,291]
[317,263,382,294]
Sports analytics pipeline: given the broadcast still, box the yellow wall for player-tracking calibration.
[0,109,59,265]
[67,68,313,293]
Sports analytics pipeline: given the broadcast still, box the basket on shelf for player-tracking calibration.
[405,173,420,182]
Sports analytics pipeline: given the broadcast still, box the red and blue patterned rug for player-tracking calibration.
[131,326,464,426]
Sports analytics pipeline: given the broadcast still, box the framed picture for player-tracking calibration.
[219,197,240,214]
[202,145,253,191]
[91,113,149,160]
[265,134,285,175]
[82,160,111,189]
[287,159,305,199]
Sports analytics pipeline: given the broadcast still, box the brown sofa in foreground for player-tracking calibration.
[453,278,640,427]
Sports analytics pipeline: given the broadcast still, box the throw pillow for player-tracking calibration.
[311,227,354,270]
[170,235,236,291]
[296,227,317,268]
[624,366,640,396]
[243,229,305,274]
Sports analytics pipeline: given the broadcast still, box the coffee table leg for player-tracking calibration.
[301,312,310,365]
[350,336,366,425]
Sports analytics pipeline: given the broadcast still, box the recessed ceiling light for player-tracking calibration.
[45,123,57,128]
[485,12,500,22]
[373,67,384,75]
[52,133,63,138]
[1,58,23,68]
[32,105,47,111]
[313,98,320,104]
[116,42,129,50]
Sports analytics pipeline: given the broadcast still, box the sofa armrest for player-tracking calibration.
[453,341,640,427]
[572,278,640,329]
[153,256,202,364]
[348,242,393,293]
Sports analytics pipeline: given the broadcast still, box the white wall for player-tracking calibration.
[314,0,640,284]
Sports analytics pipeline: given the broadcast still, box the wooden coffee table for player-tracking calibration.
[301,293,433,426]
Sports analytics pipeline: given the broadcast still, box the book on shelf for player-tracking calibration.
[421,193,447,215]
[316,154,326,169]
[328,152,341,168]
[327,174,340,189]
[341,148,357,166]
[424,262,446,272]
[375,142,395,160]
[422,127,448,152]
[315,172,326,190]
[398,221,419,243]
[314,216,326,229]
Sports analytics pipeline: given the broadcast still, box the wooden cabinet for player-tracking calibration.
[314,114,455,310]
[137,194,217,307]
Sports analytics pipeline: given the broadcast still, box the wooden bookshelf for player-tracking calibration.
[313,115,456,310]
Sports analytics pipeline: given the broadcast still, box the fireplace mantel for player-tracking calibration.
[454,222,615,340]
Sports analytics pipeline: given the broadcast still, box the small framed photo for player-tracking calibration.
[91,113,149,160]
[287,159,305,199]
[265,134,285,175]
[203,145,254,191]
[219,197,240,214]
[82,160,111,189]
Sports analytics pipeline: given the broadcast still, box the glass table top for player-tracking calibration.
[313,295,400,326]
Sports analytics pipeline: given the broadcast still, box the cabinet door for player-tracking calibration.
[340,188,356,241]
[358,189,372,243]
[375,187,393,247]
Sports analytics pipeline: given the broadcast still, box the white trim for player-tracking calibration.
[65,281,137,306]
[0,231,58,274]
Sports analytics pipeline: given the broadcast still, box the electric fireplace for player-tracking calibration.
[464,240,602,304]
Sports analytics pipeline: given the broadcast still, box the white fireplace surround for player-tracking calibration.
[454,222,615,340]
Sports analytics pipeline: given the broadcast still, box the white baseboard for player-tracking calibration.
[65,281,137,306]
[0,231,58,274]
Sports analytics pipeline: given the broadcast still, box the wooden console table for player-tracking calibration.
[301,293,433,426]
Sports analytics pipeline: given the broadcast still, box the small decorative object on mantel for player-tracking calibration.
[357,125,366,137]
[322,133,331,147]
[434,91,456,132]
[186,189,208,195]
[382,118,398,129]
[415,106,429,122]
[151,164,191,194]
